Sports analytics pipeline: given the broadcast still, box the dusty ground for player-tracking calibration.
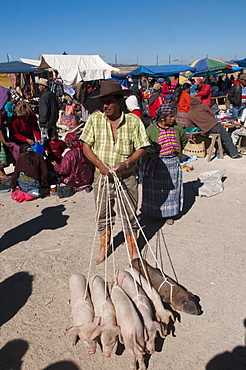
[0,154,246,370]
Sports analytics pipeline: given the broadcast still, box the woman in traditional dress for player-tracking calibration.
[51,132,94,192]
[141,104,187,225]
[175,82,191,128]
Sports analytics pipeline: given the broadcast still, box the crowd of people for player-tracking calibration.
[0,79,94,194]
[0,71,245,264]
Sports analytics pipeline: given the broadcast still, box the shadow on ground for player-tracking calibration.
[0,339,29,370]
[206,319,246,369]
[0,205,69,253]
[0,272,33,326]
[43,361,81,370]
[175,180,198,220]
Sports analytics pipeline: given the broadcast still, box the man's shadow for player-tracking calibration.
[206,319,246,370]
[0,339,29,370]
[0,205,69,253]
[0,272,33,326]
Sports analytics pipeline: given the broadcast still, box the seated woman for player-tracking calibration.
[10,143,49,196]
[141,104,187,225]
[51,132,94,192]
[9,101,41,161]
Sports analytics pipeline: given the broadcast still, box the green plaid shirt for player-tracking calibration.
[80,111,150,167]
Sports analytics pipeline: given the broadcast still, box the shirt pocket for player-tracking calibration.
[115,139,133,156]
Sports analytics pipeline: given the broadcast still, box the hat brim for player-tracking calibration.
[36,82,49,87]
[91,88,132,99]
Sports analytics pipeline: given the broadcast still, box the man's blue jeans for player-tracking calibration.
[232,105,245,118]
[208,123,238,158]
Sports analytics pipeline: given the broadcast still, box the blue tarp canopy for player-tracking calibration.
[0,61,42,74]
[234,58,246,67]
[129,65,196,78]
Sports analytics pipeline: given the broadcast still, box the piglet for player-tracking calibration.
[125,267,174,334]
[132,258,199,314]
[89,275,120,358]
[67,274,97,354]
[111,284,146,370]
[115,269,165,355]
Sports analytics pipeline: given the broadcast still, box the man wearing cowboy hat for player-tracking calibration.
[81,80,150,264]
[36,78,59,139]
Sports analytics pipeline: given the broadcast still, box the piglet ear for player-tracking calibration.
[90,325,104,340]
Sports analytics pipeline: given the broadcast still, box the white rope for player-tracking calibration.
[110,169,178,304]
[84,165,174,306]
[110,170,167,285]
[112,178,143,305]
[84,174,107,301]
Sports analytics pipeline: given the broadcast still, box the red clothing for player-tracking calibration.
[44,139,65,160]
[54,147,94,187]
[131,109,143,119]
[148,95,164,119]
[197,84,212,106]
[161,83,171,98]
[10,114,41,144]
[178,91,190,112]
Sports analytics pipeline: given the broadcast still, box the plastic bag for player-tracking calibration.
[31,142,44,155]
[197,169,226,197]
[11,189,36,202]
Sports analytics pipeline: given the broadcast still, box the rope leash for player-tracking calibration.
[110,170,169,285]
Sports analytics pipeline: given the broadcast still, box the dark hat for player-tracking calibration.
[92,80,132,98]
[156,103,175,118]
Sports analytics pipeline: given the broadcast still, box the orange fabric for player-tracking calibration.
[178,91,190,112]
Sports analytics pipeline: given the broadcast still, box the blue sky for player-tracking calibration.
[1,0,245,66]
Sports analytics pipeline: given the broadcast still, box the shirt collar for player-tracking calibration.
[103,111,125,128]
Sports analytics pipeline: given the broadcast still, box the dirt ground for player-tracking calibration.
[0,154,246,370]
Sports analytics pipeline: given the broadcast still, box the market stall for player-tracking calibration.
[37,54,119,85]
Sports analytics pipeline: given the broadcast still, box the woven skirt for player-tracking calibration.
[141,155,183,218]
[176,111,188,128]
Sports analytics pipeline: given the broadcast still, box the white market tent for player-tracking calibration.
[37,54,119,85]
[20,58,41,67]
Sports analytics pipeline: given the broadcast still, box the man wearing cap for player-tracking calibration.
[194,78,212,106]
[148,83,164,119]
[81,80,150,264]
[36,78,59,139]
[228,73,246,118]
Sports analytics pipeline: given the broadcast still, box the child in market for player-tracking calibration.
[44,128,65,169]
